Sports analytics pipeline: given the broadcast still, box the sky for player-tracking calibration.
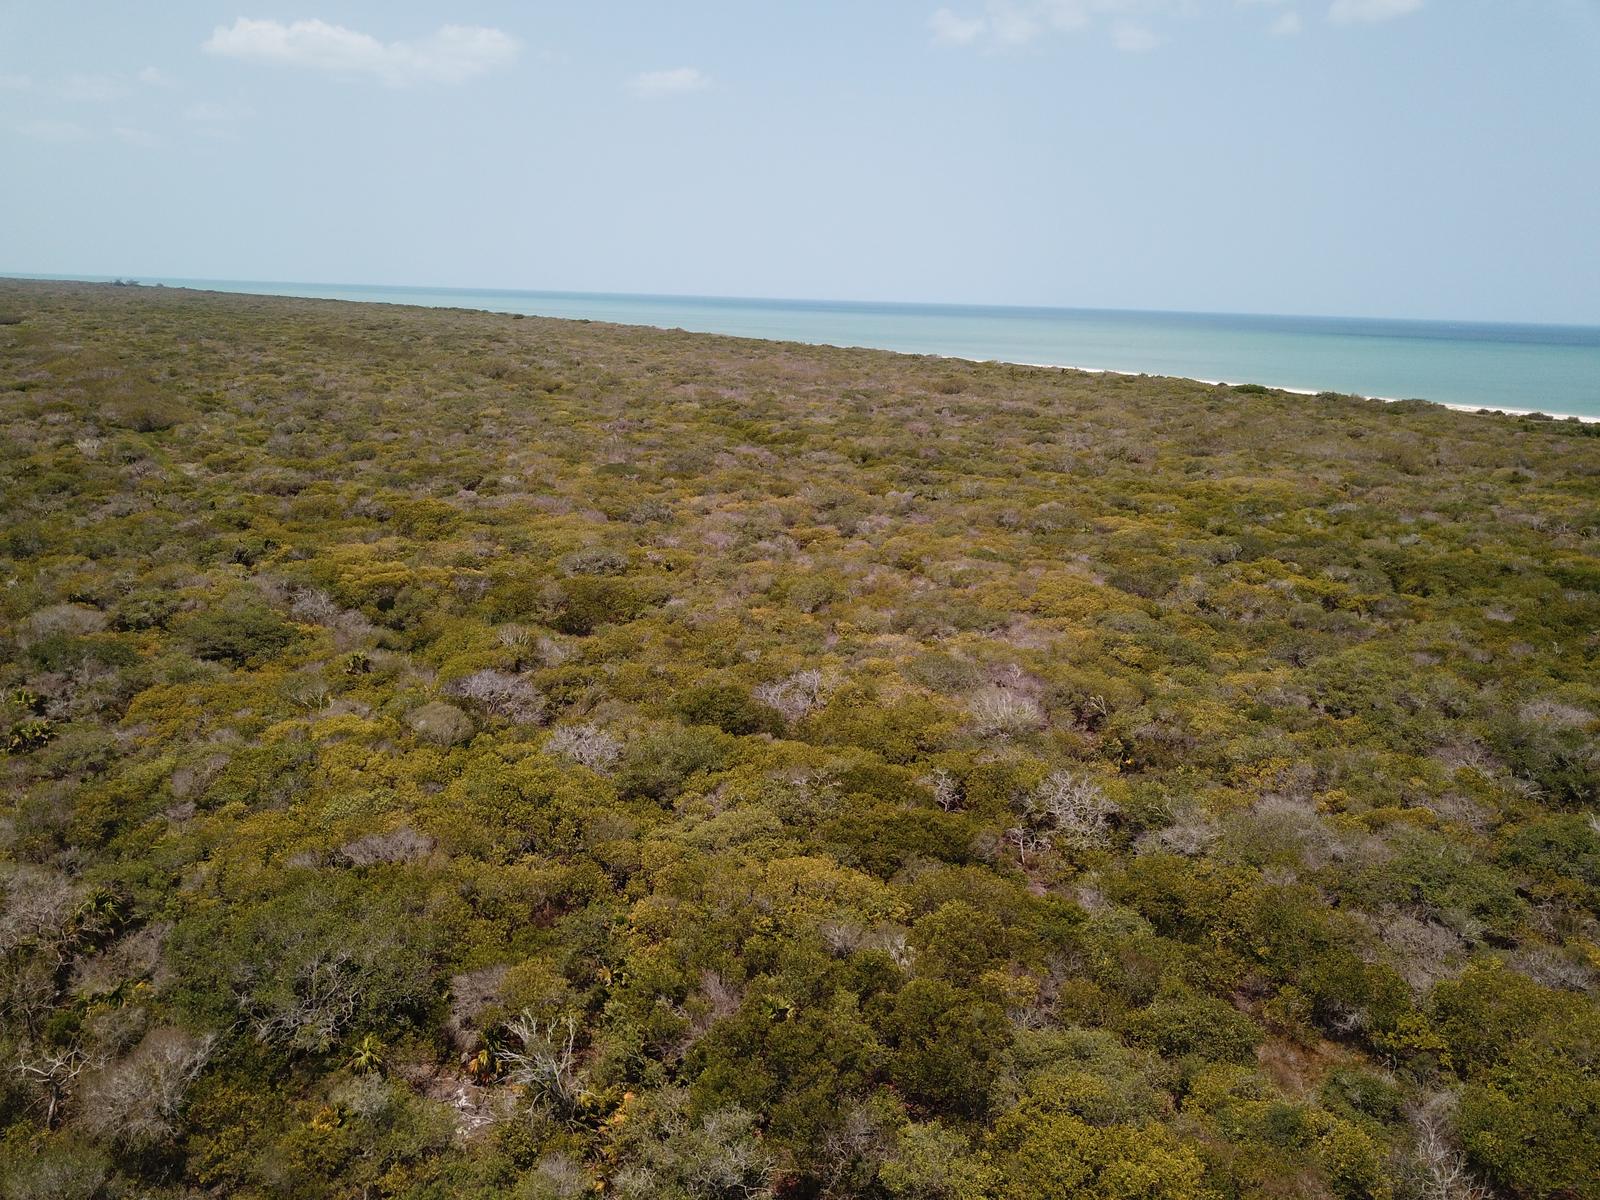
[1,1,1598,324]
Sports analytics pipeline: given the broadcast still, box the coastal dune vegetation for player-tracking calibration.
[1,278,1597,1199]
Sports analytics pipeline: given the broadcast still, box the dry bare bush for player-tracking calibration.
[609,1090,774,1200]
[1004,823,1055,864]
[79,1004,150,1063]
[496,623,533,654]
[1408,1092,1492,1200]
[499,1012,586,1115]
[0,865,82,959]
[444,964,509,1053]
[169,751,232,800]
[15,1043,99,1126]
[753,669,825,723]
[70,924,169,1000]
[561,547,629,576]
[1022,770,1119,847]
[288,587,342,625]
[697,970,743,1025]
[407,701,475,745]
[78,1027,215,1145]
[23,604,108,642]
[289,586,375,647]
[967,686,1045,738]
[521,1153,592,1200]
[245,948,363,1050]
[1223,793,1343,871]
[818,920,911,966]
[1373,913,1467,992]
[339,826,436,867]
[445,669,547,724]
[1507,943,1600,993]
[1517,698,1594,729]
[1139,806,1219,857]
[286,672,332,713]
[925,767,963,813]
[545,724,622,773]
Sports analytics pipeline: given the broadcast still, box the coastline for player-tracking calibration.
[5,275,1596,424]
[982,358,1600,424]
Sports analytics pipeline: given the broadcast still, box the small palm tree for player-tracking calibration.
[347,1033,385,1075]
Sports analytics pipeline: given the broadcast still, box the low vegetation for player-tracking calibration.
[1,278,1597,1198]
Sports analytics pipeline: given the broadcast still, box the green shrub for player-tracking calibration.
[876,978,1009,1116]
[988,1109,1206,1200]
[674,682,783,736]
[550,576,656,635]
[613,724,735,801]
[1457,1034,1600,1199]
[168,876,448,1052]
[1123,990,1262,1064]
[178,598,300,666]
[1500,813,1600,888]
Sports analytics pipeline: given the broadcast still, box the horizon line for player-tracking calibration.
[5,270,1599,334]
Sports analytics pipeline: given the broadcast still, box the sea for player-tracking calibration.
[18,275,1600,419]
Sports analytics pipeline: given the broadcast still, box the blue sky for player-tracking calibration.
[1,1,1597,323]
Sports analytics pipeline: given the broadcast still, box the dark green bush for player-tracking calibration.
[674,682,783,736]
[178,597,301,665]
[1123,990,1262,1064]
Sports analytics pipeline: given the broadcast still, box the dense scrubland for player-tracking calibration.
[1,278,1598,1199]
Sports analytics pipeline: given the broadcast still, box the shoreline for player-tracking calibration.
[979,358,1599,424]
[5,275,1595,424]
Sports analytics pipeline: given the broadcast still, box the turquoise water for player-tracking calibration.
[19,275,1600,418]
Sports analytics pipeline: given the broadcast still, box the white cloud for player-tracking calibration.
[0,72,30,91]
[1040,1,1098,33]
[1236,0,1304,35]
[930,8,988,44]
[203,18,518,86]
[57,73,124,102]
[138,66,176,88]
[1111,22,1160,50]
[930,1,1420,47]
[1328,0,1423,23]
[114,126,161,149]
[989,4,1047,45]
[925,2,1164,50]
[184,100,252,124]
[13,118,89,143]
[629,67,711,99]
[182,100,253,140]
